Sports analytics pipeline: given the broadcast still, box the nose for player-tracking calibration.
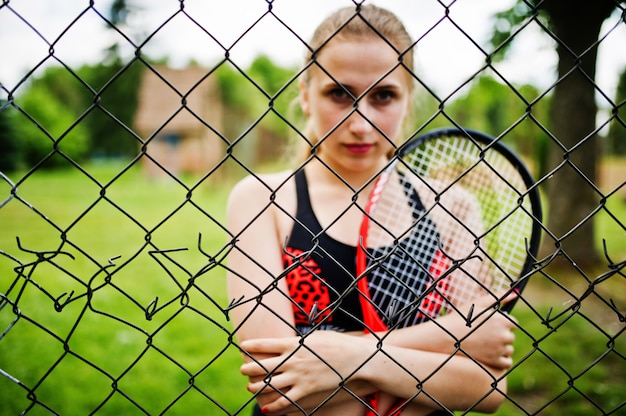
[348,104,374,136]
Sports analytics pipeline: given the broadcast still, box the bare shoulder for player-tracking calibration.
[228,170,294,206]
[227,170,297,231]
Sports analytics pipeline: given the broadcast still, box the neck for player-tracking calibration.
[304,158,384,191]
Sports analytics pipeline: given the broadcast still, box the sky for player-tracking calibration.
[1,0,625,110]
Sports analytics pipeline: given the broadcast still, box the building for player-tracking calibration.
[134,65,224,178]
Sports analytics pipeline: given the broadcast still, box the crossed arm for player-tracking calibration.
[240,294,517,416]
[227,175,517,415]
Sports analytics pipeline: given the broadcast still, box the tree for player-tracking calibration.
[491,0,623,267]
[105,0,136,63]
[444,75,551,173]
[13,80,90,168]
[247,55,299,138]
[75,62,142,158]
[7,62,141,166]
[81,0,143,158]
[214,56,298,169]
[0,100,19,171]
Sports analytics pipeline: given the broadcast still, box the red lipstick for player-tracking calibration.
[344,143,374,154]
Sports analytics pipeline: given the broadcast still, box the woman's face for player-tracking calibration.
[300,37,412,176]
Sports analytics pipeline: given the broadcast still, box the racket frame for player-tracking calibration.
[356,127,543,331]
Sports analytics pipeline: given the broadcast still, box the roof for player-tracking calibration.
[134,65,219,135]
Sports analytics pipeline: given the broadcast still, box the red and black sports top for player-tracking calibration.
[282,170,363,334]
[283,169,445,335]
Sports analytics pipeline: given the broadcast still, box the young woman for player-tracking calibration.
[226,5,517,415]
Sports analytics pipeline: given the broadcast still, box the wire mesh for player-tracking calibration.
[0,0,625,415]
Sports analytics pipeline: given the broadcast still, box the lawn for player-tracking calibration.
[0,162,254,415]
[0,161,624,415]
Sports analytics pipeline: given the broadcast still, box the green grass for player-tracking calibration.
[0,163,253,415]
[1,161,624,415]
[494,300,625,416]
[596,191,626,257]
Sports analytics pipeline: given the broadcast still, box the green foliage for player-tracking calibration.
[487,0,624,267]
[248,55,298,98]
[0,100,20,171]
[75,61,143,158]
[248,55,300,133]
[214,56,299,169]
[215,56,299,136]
[0,163,251,415]
[436,75,552,176]
[489,1,542,61]
[492,299,626,416]
[2,59,144,171]
[4,61,143,170]
[12,79,91,169]
[215,61,251,110]
[109,0,132,26]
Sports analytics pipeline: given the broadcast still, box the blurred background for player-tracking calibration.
[0,0,624,414]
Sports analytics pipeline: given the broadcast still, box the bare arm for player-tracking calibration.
[242,329,508,415]
[226,174,296,341]
[230,176,514,415]
[242,300,517,416]
[227,174,378,414]
[369,292,518,370]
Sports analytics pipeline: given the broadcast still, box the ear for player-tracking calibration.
[298,79,310,116]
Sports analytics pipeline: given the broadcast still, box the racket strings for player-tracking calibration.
[364,174,461,326]
[464,157,531,291]
[360,134,537,327]
[401,135,535,298]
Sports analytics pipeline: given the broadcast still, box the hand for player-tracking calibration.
[442,291,518,369]
[240,331,372,415]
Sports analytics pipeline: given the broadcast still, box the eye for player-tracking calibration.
[371,89,397,103]
[328,87,352,103]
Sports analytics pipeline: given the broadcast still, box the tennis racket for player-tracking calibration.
[355,127,542,334]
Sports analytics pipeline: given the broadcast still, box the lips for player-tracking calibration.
[344,143,374,154]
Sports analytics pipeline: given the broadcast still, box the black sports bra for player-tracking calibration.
[282,169,445,334]
[282,170,364,334]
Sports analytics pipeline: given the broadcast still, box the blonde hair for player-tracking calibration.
[295,4,416,162]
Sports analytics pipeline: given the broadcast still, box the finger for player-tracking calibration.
[473,289,519,310]
[500,288,520,306]
[487,353,513,370]
[247,373,293,395]
[243,352,278,363]
[248,374,294,393]
[505,327,516,343]
[473,291,503,308]
[491,309,518,332]
[260,386,305,416]
[249,374,266,383]
[503,312,519,328]
[241,362,263,378]
[254,390,283,408]
[241,356,284,377]
[490,344,515,369]
[240,338,291,354]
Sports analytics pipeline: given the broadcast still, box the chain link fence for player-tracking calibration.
[1,0,625,415]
